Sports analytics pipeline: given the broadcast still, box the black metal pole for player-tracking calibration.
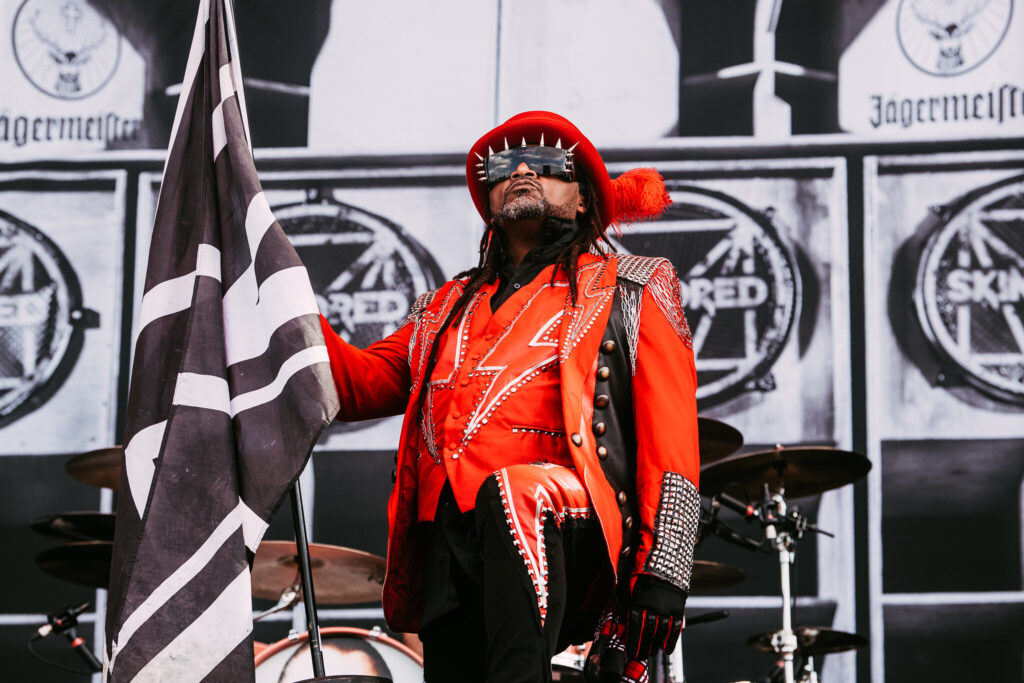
[290,480,325,678]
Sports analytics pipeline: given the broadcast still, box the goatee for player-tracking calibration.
[492,196,550,226]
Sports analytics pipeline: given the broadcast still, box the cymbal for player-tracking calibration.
[31,512,116,542]
[698,417,744,464]
[699,446,871,500]
[36,541,112,589]
[66,447,122,491]
[252,541,385,605]
[747,626,868,656]
[689,560,745,595]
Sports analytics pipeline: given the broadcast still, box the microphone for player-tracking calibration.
[31,602,91,641]
[714,491,761,520]
[703,508,764,552]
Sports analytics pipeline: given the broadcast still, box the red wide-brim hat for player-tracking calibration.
[466,110,671,230]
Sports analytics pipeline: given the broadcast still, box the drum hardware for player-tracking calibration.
[664,610,732,682]
[690,560,746,595]
[251,541,386,606]
[698,446,872,501]
[26,601,102,674]
[31,511,116,543]
[699,501,767,553]
[741,626,868,683]
[700,445,870,683]
[252,582,301,622]
[65,446,122,490]
[710,484,833,683]
[254,626,423,683]
[747,626,867,657]
[684,609,729,627]
[551,643,588,680]
[697,417,744,464]
[35,541,113,588]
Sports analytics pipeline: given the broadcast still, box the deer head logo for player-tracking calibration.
[897,0,1013,76]
[12,0,121,99]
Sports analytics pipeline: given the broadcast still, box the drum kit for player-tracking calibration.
[31,419,870,683]
[688,419,872,683]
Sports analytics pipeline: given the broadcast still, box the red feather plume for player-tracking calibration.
[609,168,672,234]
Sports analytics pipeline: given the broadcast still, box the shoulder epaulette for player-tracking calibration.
[404,288,438,325]
[614,254,692,352]
[615,254,670,286]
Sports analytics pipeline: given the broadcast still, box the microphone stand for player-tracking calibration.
[289,480,326,679]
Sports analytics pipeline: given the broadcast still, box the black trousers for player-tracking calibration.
[418,477,609,683]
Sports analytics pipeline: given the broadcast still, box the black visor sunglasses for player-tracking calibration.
[481,146,575,186]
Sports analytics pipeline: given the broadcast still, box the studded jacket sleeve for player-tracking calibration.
[630,262,701,594]
[318,314,413,421]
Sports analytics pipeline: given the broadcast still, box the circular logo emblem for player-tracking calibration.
[610,186,800,409]
[896,0,1013,77]
[12,0,121,99]
[274,194,444,431]
[0,209,86,428]
[915,175,1024,404]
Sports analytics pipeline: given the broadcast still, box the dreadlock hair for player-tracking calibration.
[411,172,613,420]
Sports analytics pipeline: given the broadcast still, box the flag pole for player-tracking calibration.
[289,480,326,678]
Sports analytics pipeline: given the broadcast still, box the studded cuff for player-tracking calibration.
[642,472,700,592]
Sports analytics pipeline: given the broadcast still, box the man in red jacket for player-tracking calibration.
[320,111,700,683]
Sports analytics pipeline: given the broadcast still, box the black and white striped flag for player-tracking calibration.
[104,0,339,679]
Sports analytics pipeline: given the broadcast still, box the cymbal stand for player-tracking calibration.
[252,582,300,622]
[714,483,833,683]
[762,487,797,683]
[799,655,819,683]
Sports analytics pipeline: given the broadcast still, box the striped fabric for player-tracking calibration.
[104,1,339,680]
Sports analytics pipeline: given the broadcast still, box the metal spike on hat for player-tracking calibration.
[568,142,579,152]
[475,152,484,160]
[488,146,494,156]
[521,137,527,147]
[554,139,562,149]
[504,138,509,150]
[539,133,545,146]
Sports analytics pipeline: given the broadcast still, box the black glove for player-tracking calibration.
[584,609,649,683]
[625,573,687,660]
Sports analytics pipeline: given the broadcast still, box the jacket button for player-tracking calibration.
[593,422,606,436]
[617,491,627,505]
[390,469,397,483]
[597,367,610,381]
[597,445,608,460]
[624,516,633,529]
[594,394,610,408]
[571,433,583,446]
[601,340,617,354]
[621,546,632,558]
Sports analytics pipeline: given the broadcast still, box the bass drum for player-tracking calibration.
[254,626,424,683]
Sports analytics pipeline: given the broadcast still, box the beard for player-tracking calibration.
[491,195,550,226]
[492,194,578,227]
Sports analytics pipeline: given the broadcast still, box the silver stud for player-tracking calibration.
[504,137,509,150]
[568,141,579,152]
[488,145,494,156]
[555,138,562,149]
[539,133,545,146]
[475,151,484,160]
[521,137,527,147]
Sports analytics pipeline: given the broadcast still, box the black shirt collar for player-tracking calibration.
[490,217,581,312]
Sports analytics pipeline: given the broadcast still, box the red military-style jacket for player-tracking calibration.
[319,252,700,632]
